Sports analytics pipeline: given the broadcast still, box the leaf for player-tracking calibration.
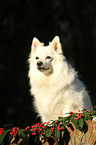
[35,135,40,143]
[93,105,96,110]
[92,110,96,115]
[55,127,60,140]
[61,131,65,138]
[83,119,88,132]
[78,118,84,129]
[64,122,69,126]
[64,115,72,121]
[43,128,52,138]
[84,119,88,128]
[18,130,26,138]
[0,131,7,144]
[71,119,77,129]
[8,134,13,142]
[24,128,31,134]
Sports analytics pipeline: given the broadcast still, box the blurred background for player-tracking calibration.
[0,0,96,128]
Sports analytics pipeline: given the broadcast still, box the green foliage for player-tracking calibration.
[43,128,52,138]
[0,131,7,144]
[0,106,96,144]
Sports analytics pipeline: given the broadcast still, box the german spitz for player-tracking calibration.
[28,36,93,122]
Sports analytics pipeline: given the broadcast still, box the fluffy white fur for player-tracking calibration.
[28,36,93,122]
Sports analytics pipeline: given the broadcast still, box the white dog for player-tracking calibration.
[28,36,93,122]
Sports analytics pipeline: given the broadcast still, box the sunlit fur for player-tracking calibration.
[28,36,93,122]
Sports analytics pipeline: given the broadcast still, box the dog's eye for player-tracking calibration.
[36,57,39,59]
[46,56,51,59]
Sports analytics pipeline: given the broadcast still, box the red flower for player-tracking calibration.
[74,116,79,120]
[25,126,30,130]
[70,111,73,116]
[42,126,45,129]
[40,122,44,126]
[60,127,63,130]
[38,129,41,133]
[78,113,80,116]
[55,120,58,124]
[9,127,20,138]
[57,125,63,131]
[85,110,87,113]
[51,127,54,132]
[70,111,73,114]
[10,132,13,136]
[47,121,50,124]
[80,113,83,116]
[13,133,16,138]
[82,107,84,109]
[32,133,36,135]
[89,105,91,108]
[0,128,4,135]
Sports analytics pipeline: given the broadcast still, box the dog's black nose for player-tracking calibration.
[37,61,43,66]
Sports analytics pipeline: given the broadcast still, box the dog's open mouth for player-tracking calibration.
[37,67,49,71]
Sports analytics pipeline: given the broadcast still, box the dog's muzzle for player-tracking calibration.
[37,61,49,71]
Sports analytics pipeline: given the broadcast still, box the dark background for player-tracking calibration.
[0,0,96,128]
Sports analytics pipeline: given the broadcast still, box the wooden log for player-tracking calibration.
[67,121,96,145]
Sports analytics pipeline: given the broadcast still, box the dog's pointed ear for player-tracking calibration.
[50,36,62,54]
[31,37,43,52]
[32,37,41,50]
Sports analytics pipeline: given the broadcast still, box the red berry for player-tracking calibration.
[80,113,83,116]
[70,111,73,114]
[55,120,58,123]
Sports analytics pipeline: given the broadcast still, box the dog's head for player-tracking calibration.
[29,36,64,75]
